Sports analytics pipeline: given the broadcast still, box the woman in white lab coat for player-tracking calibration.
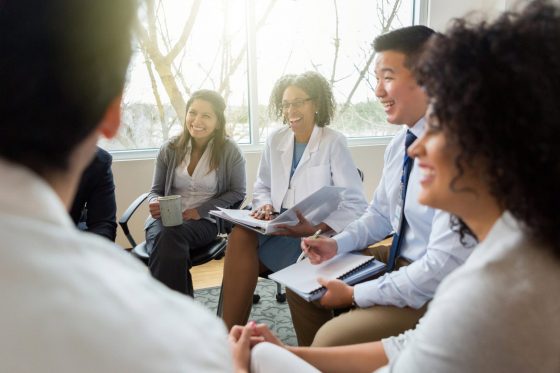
[221,71,368,330]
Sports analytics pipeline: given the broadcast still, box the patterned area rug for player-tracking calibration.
[194,279,297,346]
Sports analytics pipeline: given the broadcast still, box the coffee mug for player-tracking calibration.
[158,195,183,227]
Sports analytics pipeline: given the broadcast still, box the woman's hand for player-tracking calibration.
[228,322,286,372]
[272,210,316,237]
[250,204,276,221]
[229,321,256,373]
[252,323,284,348]
[182,208,200,220]
[148,198,161,219]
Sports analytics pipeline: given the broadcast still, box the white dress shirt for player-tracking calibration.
[335,119,472,308]
[377,212,560,372]
[172,140,218,211]
[0,159,233,372]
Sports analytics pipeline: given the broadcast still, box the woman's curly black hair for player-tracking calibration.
[269,71,336,127]
[415,0,560,256]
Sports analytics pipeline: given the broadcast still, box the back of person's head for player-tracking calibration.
[269,71,336,127]
[0,0,135,177]
[415,0,560,255]
[374,25,435,68]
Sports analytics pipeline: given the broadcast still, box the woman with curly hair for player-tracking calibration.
[222,71,368,330]
[229,1,560,372]
[145,89,246,296]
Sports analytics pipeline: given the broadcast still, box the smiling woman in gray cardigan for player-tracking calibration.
[145,90,246,296]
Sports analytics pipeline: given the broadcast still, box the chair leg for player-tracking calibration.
[216,281,224,317]
[275,281,286,303]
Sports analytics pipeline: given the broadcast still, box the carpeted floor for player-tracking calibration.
[195,279,297,346]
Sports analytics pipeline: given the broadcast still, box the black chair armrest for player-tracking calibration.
[118,192,149,248]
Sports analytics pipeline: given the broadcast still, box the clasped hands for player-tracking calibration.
[228,321,284,373]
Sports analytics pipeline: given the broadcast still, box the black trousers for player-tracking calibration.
[145,218,218,296]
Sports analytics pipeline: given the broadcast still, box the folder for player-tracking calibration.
[269,254,386,302]
[209,186,344,235]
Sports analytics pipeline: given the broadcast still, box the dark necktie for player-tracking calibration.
[386,130,417,272]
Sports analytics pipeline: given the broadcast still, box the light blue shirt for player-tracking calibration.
[334,118,472,308]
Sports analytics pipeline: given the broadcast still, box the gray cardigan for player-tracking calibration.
[145,138,246,228]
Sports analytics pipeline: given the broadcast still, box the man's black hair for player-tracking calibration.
[0,0,136,176]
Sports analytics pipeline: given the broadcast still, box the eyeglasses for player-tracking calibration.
[281,97,314,110]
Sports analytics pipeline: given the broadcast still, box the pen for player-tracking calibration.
[310,229,322,240]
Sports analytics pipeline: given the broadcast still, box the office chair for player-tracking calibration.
[118,193,242,312]
[251,167,365,305]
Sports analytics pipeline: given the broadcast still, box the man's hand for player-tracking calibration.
[148,198,161,219]
[301,236,338,264]
[318,278,354,308]
[182,208,200,220]
[272,210,316,237]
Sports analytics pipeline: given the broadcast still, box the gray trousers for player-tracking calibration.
[145,218,217,296]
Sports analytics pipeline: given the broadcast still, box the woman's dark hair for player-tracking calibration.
[171,89,227,172]
[269,71,335,127]
[415,0,560,255]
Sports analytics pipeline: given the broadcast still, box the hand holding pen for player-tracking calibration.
[301,229,338,265]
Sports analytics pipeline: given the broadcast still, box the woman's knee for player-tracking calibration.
[150,227,190,259]
[227,226,258,252]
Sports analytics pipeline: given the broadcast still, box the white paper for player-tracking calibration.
[269,253,384,294]
[210,186,345,235]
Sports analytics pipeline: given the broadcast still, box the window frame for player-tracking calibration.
[112,0,428,161]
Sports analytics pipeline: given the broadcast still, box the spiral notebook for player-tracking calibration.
[269,254,386,302]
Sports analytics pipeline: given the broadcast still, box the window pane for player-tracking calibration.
[102,0,249,151]
[254,0,414,142]
[102,0,416,151]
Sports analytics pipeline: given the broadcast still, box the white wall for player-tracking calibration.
[427,0,507,31]
[113,145,386,248]
[112,0,509,248]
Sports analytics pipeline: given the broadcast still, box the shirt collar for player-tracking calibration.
[407,117,426,139]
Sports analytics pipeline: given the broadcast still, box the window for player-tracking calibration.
[101,0,419,153]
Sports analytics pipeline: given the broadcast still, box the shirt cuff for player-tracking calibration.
[333,231,355,254]
[353,279,382,308]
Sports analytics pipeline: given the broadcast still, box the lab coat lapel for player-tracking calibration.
[291,125,321,179]
[275,129,294,207]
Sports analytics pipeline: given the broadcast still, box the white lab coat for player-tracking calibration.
[253,125,367,233]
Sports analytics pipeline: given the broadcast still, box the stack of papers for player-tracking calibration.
[209,186,344,235]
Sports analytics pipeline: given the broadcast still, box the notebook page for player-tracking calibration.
[269,254,374,294]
